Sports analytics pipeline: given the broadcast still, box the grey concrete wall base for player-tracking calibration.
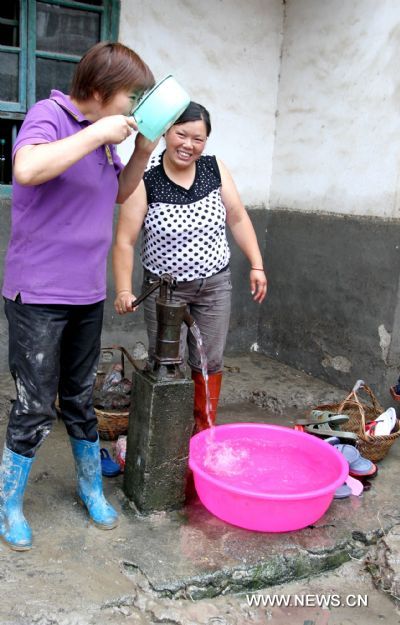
[260,209,400,402]
[123,369,194,513]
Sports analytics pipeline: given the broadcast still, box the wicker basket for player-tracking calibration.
[312,380,400,462]
[95,346,136,441]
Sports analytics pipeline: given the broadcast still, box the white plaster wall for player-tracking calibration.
[117,0,283,207]
[270,0,400,218]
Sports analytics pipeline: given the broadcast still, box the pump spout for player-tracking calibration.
[183,310,195,328]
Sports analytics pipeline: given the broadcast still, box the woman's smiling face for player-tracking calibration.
[164,120,208,168]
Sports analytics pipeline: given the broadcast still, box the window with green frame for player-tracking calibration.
[0,0,120,187]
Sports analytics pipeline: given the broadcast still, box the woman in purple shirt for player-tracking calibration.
[0,42,157,550]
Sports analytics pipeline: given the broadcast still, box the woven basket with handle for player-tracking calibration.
[94,345,136,441]
[311,380,400,462]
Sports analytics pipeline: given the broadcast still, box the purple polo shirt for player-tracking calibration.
[2,90,123,304]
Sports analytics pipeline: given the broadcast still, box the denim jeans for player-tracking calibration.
[4,297,103,457]
[142,268,232,373]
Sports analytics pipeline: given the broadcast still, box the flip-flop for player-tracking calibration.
[368,407,397,436]
[349,462,378,478]
[334,443,377,478]
[334,476,364,499]
[334,444,373,473]
[346,475,364,496]
[100,448,121,477]
[334,483,352,499]
[304,422,358,440]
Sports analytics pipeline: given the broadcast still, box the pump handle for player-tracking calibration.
[131,273,176,308]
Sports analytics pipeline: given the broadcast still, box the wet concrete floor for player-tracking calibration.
[0,353,399,625]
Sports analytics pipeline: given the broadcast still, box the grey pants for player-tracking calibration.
[143,268,232,373]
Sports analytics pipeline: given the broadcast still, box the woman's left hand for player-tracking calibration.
[250,269,267,303]
[134,131,160,155]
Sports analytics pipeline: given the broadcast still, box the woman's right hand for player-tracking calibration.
[92,115,137,145]
[114,291,138,315]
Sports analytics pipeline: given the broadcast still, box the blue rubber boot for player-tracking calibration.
[0,446,34,551]
[69,436,119,530]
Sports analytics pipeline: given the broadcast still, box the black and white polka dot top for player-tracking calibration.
[141,151,230,281]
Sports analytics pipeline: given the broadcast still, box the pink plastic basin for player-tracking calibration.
[189,423,349,532]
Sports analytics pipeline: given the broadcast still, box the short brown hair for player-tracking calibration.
[70,41,155,103]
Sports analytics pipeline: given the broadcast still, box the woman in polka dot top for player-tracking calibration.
[113,101,267,432]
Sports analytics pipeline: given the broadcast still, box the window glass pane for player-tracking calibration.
[0,0,19,47]
[36,58,77,102]
[0,52,19,102]
[0,118,23,184]
[36,2,100,56]
[0,1,19,19]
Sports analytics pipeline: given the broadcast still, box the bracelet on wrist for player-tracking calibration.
[117,289,131,295]
[251,267,264,271]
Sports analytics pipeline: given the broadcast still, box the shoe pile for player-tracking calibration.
[293,410,381,500]
[328,441,378,499]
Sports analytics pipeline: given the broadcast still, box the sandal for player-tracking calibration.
[100,448,121,477]
[295,411,349,427]
[304,422,358,440]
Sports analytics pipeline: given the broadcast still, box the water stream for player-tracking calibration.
[189,323,213,429]
[190,323,244,476]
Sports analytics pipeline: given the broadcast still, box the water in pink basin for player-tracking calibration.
[189,423,349,532]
